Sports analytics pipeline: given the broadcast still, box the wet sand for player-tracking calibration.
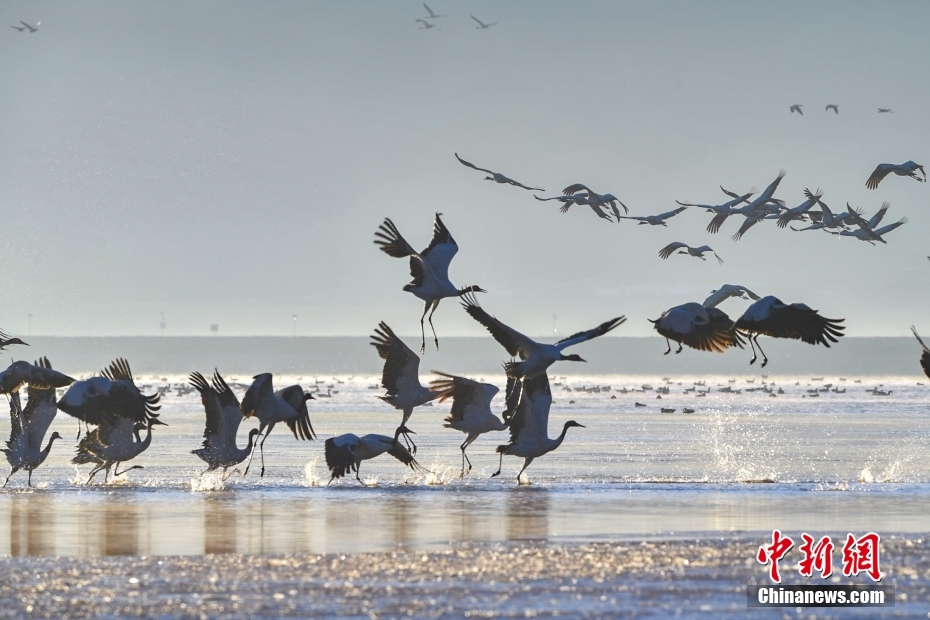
[2,537,928,619]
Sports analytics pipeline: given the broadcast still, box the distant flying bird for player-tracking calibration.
[911,326,930,380]
[878,108,893,113]
[533,193,613,221]
[189,370,260,478]
[455,153,542,190]
[0,329,28,352]
[776,189,823,228]
[9,24,26,32]
[471,15,497,29]
[865,161,926,190]
[374,212,485,351]
[1,358,68,486]
[423,2,444,18]
[790,198,854,232]
[734,297,845,367]
[370,322,441,453]
[649,285,756,355]
[617,206,687,226]
[676,189,753,213]
[19,21,39,33]
[834,203,907,244]
[560,183,629,219]
[826,105,839,114]
[706,171,786,234]
[239,373,316,477]
[790,105,803,115]
[461,292,626,379]
[415,19,436,29]
[657,242,723,265]
[324,425,423,484]
[430,371,517,476]
[491,374,584,481]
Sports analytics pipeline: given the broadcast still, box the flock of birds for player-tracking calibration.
[0,142,923,488]
[415,3,495,30]
[790,104,894,115]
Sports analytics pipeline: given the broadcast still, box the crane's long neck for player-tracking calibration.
[550,422,575,452]
[136,424,154,454]
[40,435,59,460]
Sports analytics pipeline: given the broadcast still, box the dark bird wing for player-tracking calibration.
[277,385,316,440]
[460,293,536,359]
[371,322,423,395]
[651,305,743,353]
[189,371,236,446]
[505,374,551,446]
[658,242,687,259]
[431,372,499,424]
[556,316,627,348]
[736,298,845,347]
[562,183,591,195]
[706,211,730,234]
[374,218,427,288]
[22,358,59,451]
[325,435,358,480]
[387,440,425,473]
[911,327,930,380]
[866,164,893,190]
[421,213,458,282]
[455,152,494,175]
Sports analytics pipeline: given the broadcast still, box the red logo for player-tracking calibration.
[757,530,794,583]
[758,531,882,583]
[842,533,882,581]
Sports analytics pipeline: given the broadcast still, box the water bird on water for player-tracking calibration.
[455,153,540,190]
[375,212,485,352]
[492,374,584,482]
[370,322,441,453]
[239,373,316,477]
[1,358,72,486]
[461,292,626,379]
[57,358,165,483]
[430,371,519,476]
[189,370,260,478]
[325,425,423,484]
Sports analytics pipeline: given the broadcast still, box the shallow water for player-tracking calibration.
[2,372,928,556]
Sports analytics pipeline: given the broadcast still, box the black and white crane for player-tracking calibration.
[430,371,519,476]
[0,329,28,352]
[776,189,823,228]
[649,285,755,354]
[0,358,72,486]
[560,183,629,219]
[189,370,260,478]
[676,189,753,213]
[865,161,925,190]
[911,327,930,380]
[617,206,688,226]
[455,153,539,189]
[374,212,486,352]
[239,373,316,477]
[790,104,803,115]
[370,322,440,453]
[733,295,846,367]
[491,373,584,482]
[657,242,723,265]
[58,358,166,483]
[324,425,423,484]
[461,292,626,379]
[706,171,786,234]
[470,15,497,29]
[533,192,613,221]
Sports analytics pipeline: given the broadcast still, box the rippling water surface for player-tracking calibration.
[2,372,928,556]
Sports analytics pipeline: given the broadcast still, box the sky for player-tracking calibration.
[0,1,927,338]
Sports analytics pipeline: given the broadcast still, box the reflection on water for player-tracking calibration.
[0,483,928,557]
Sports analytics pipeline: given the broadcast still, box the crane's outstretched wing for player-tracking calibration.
[325,435,358,480]
[371,322,423,396]
[421,213,458,282]
[736,298,845,347]
[658,242,688,259]
[912,327,930,380]
[455,152,493,175]
[556,316,627,348]
[866,164,893,190]
[460,293,537,359]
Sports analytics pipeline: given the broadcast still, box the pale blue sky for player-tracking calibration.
[1,1,927,337]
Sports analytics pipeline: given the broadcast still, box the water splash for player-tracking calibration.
[190,471,226,492]
[303,459,323,487]
[859,467,874,483]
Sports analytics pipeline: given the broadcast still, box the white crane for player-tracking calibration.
[471,15,497,29]
[455,153,540,190]
[429,371,518,476]
[374,212,486,351]
[370,322,440,453]
[648,285,757,354]
[533,192,613,221]
[189,370,260,478]
[791,198,854,232]
[706,171,786,233]
[0,358,72,486]
[239,373,316,477]
[733,295,845,367]
[422,2,444,18]
[324,425,423,484]
[57,358,166,483]
[560,183,629,219]
[826,104,839,114]
[19,21,39,33]
[834,204,907,244]
[461,292,626,379]
[617,206,688,226]
[491,374,584,482]
[866,161,925,189]
[790,104,803,114]
[911,326,930,380]
[657,242,723,265]
[776,189,823,228]
[415,19,436,29]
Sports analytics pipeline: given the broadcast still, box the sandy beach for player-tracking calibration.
[2,538,927,618]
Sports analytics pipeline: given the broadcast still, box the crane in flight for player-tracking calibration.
[617,206,687,226]
[471,15,497,29]
[790,105,803,115]
[865,161,925,190]
[649,285,755,355]
[325,425,423,484]
[657,242,723,265]
[455,153,541,190]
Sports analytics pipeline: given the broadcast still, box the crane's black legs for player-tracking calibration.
[428,300,440,350]
[114,464,143,477]
[663,338,671,355]
[419,301,430,353]
[491,452,503,478]
[754,335,769,368]
[3,468,15,487]
[675,341,683,354]
[27,470,32,487]
[748,332,758,365]
[355,462,363,485]
[516,457,535,483]
[460,439,473,478]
